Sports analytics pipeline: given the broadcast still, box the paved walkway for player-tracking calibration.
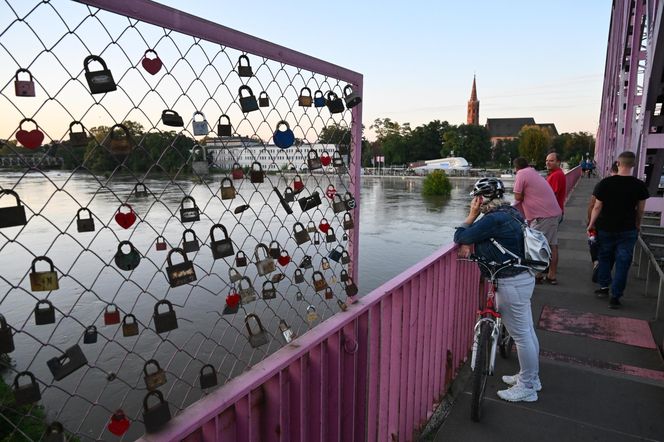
[432,177,664,441]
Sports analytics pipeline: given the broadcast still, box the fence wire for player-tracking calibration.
[0,1,361,440]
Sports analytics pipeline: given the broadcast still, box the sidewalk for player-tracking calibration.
[432,177,664,441]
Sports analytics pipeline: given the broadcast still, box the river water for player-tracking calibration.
[0,172,505,440]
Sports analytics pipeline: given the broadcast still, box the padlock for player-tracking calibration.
[239,85,259,113]
[292,174,304,192]
[192,111,209,136]
[220,177,236,200]
[83,325,98,344]
[262,280,277,300]
[122,314,139,337]
[238,276,257,304]
[141,48,163,75]
[326,229,337,243]
[306,305,319,324]
[328,246,344,263]
[307,150,322,170]
[313,232,321,245]
[237,54,253,77]
[340,269,349,282]
[180,196,200,223]
[325,184,337,199]
[0,189,27,229]
[107,409,130,436]
[246,314,269,348]
[114,241,141,271]
[34,300,55,325]
[314,90,326,107]
[107,124,133,155]
[44,421,65,442]
[343,212,354,230]
[162,109,184,127]
[235,250,248,267]
[345,277,359,297]
[84,55,117,94]
[333,151,346,169]
[294,268,305,284]
[344,192,356,210]
[76,207,95,232]
[133,183,149,198]
[104,303,121,325]
[143,359,167,390]
[0,314,15,353]
[306,221,317,233]
[228,267,243,284]
[299,255,312,269]
[296,291,304,301]
[283,186,295,202]
[332,194,346,213]
[154,300,178,334]
[298,87,313,107]
[16,118,44,149]
[14,68,36,97]
[210,224,234,259]
[259,91,270,107]
[343,84,362,108]
[191,145,209,176]
[331,275,338,284]
[278,250,291,266]
[341,250,351,265]
[235,203,250,214]
[47,344,87,381]
[321,257,331,270]
[273,120,295,148]
[254,243,275,275]
[318,218,331,233]
[143,390,172,433]
[250,161,264,183]
[293,222,311,245]
[165,249,196,288]
[298,192,321,212]
[342,232,349,241]
[29,256,59,292]
[337,299,349,311]
[326,91,345,114]
[231,162,244,179]
[217,114,232,137]
[200,364,218,389]
[182,228,200,253]
[13,371,41,406]
[321,151,332,166]
[279,319,295,343]
[268,240,281,259]
[272,274,284,285]
[155,236,167,251]
[68,121,88,147]
[312,271,328,292]
[324,287,333,300]
[223,292,241,314]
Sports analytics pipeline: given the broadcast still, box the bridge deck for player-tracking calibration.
[433,177,664,441]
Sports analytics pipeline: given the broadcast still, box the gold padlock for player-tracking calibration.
[29,256,59,292]
[306,305,318,324]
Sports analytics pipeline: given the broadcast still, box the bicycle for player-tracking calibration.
[462,242,545,422]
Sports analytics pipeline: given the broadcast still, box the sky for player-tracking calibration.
[154,0,611,138]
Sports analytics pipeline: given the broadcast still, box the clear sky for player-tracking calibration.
[155,0,611,138]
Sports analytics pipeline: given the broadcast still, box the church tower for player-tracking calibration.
[467,75,479,125]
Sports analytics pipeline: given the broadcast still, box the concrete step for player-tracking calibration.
[642,225,664,234]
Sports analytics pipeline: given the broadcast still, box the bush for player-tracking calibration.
[422,170,452,197]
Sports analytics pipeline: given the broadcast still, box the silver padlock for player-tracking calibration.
[279,319,295,343]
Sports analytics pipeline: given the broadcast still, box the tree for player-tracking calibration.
[318,124,351,145]
[409,120,449,162]
[518,125,552,168]
[441,124,491,167]
[422,170,452,196]
[492,138,519,168]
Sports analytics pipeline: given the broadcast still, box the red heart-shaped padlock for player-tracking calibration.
[320,152,332,166]
[319,220,330,233]
[114,204,136,229]
[325,185,337,199]
[16,129,44,149]
[226,293,240,308]
[278,251,291,266]
[107,410,130,436]
[293,180,304,192]
[141,50,163,75]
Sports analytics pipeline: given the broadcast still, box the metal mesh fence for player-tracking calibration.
[0,1,361,440]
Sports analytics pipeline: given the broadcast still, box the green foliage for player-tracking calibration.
[550,131,594,161]
[441,124,490,166]
[518,125,552,169]
[422,170,452,196]
[318,124,351,145]
[492,138,519,168]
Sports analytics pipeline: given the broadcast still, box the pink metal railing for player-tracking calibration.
[141,243,480,441]
[565,165,582,202]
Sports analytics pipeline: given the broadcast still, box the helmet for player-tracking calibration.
[470,178,505,199]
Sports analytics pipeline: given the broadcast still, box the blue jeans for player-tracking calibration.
[597,229,638,298]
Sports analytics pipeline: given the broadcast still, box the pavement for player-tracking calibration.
[430,177,664,442]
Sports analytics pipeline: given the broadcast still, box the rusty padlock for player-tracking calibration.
[143,359,167,390]
[14,68,36,97]
[29,256,59,292]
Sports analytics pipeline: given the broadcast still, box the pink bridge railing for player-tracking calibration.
[565,166,583,203]
[142,243,480,441]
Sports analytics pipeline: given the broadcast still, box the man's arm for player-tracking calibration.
[513,191,524,202]
[636,200,646,230]
[586,195,596,224]
[588,199,603,230]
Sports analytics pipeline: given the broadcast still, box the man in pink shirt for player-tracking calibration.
[513,157,563,284]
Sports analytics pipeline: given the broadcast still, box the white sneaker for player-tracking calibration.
[497,384,538,402]
[502,374,542,391]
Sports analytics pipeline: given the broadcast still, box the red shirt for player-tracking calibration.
[546,168,566,212]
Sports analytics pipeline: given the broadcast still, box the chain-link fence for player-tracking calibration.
[0,0,362,440]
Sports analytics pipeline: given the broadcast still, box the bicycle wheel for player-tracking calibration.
[499,324,514,359]
[470,321,492,422]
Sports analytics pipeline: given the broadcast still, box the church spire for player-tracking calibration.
[467,75,479,125]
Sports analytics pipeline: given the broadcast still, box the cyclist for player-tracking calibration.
[454,177,541,402]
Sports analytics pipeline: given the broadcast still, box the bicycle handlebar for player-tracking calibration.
[463,254,545,277]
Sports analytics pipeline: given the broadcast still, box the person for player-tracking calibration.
[454,178,541,402]
[586,161,618,282]
[545,152,566,213]
[581,159,589,178]
[513,157,562,284]
[588,151,649,308]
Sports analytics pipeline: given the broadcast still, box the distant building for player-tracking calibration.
[467,75,479,125]
[485,118,558,146]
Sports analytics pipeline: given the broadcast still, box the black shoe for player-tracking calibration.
[608,297,621,309]
[595,287,609,298]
